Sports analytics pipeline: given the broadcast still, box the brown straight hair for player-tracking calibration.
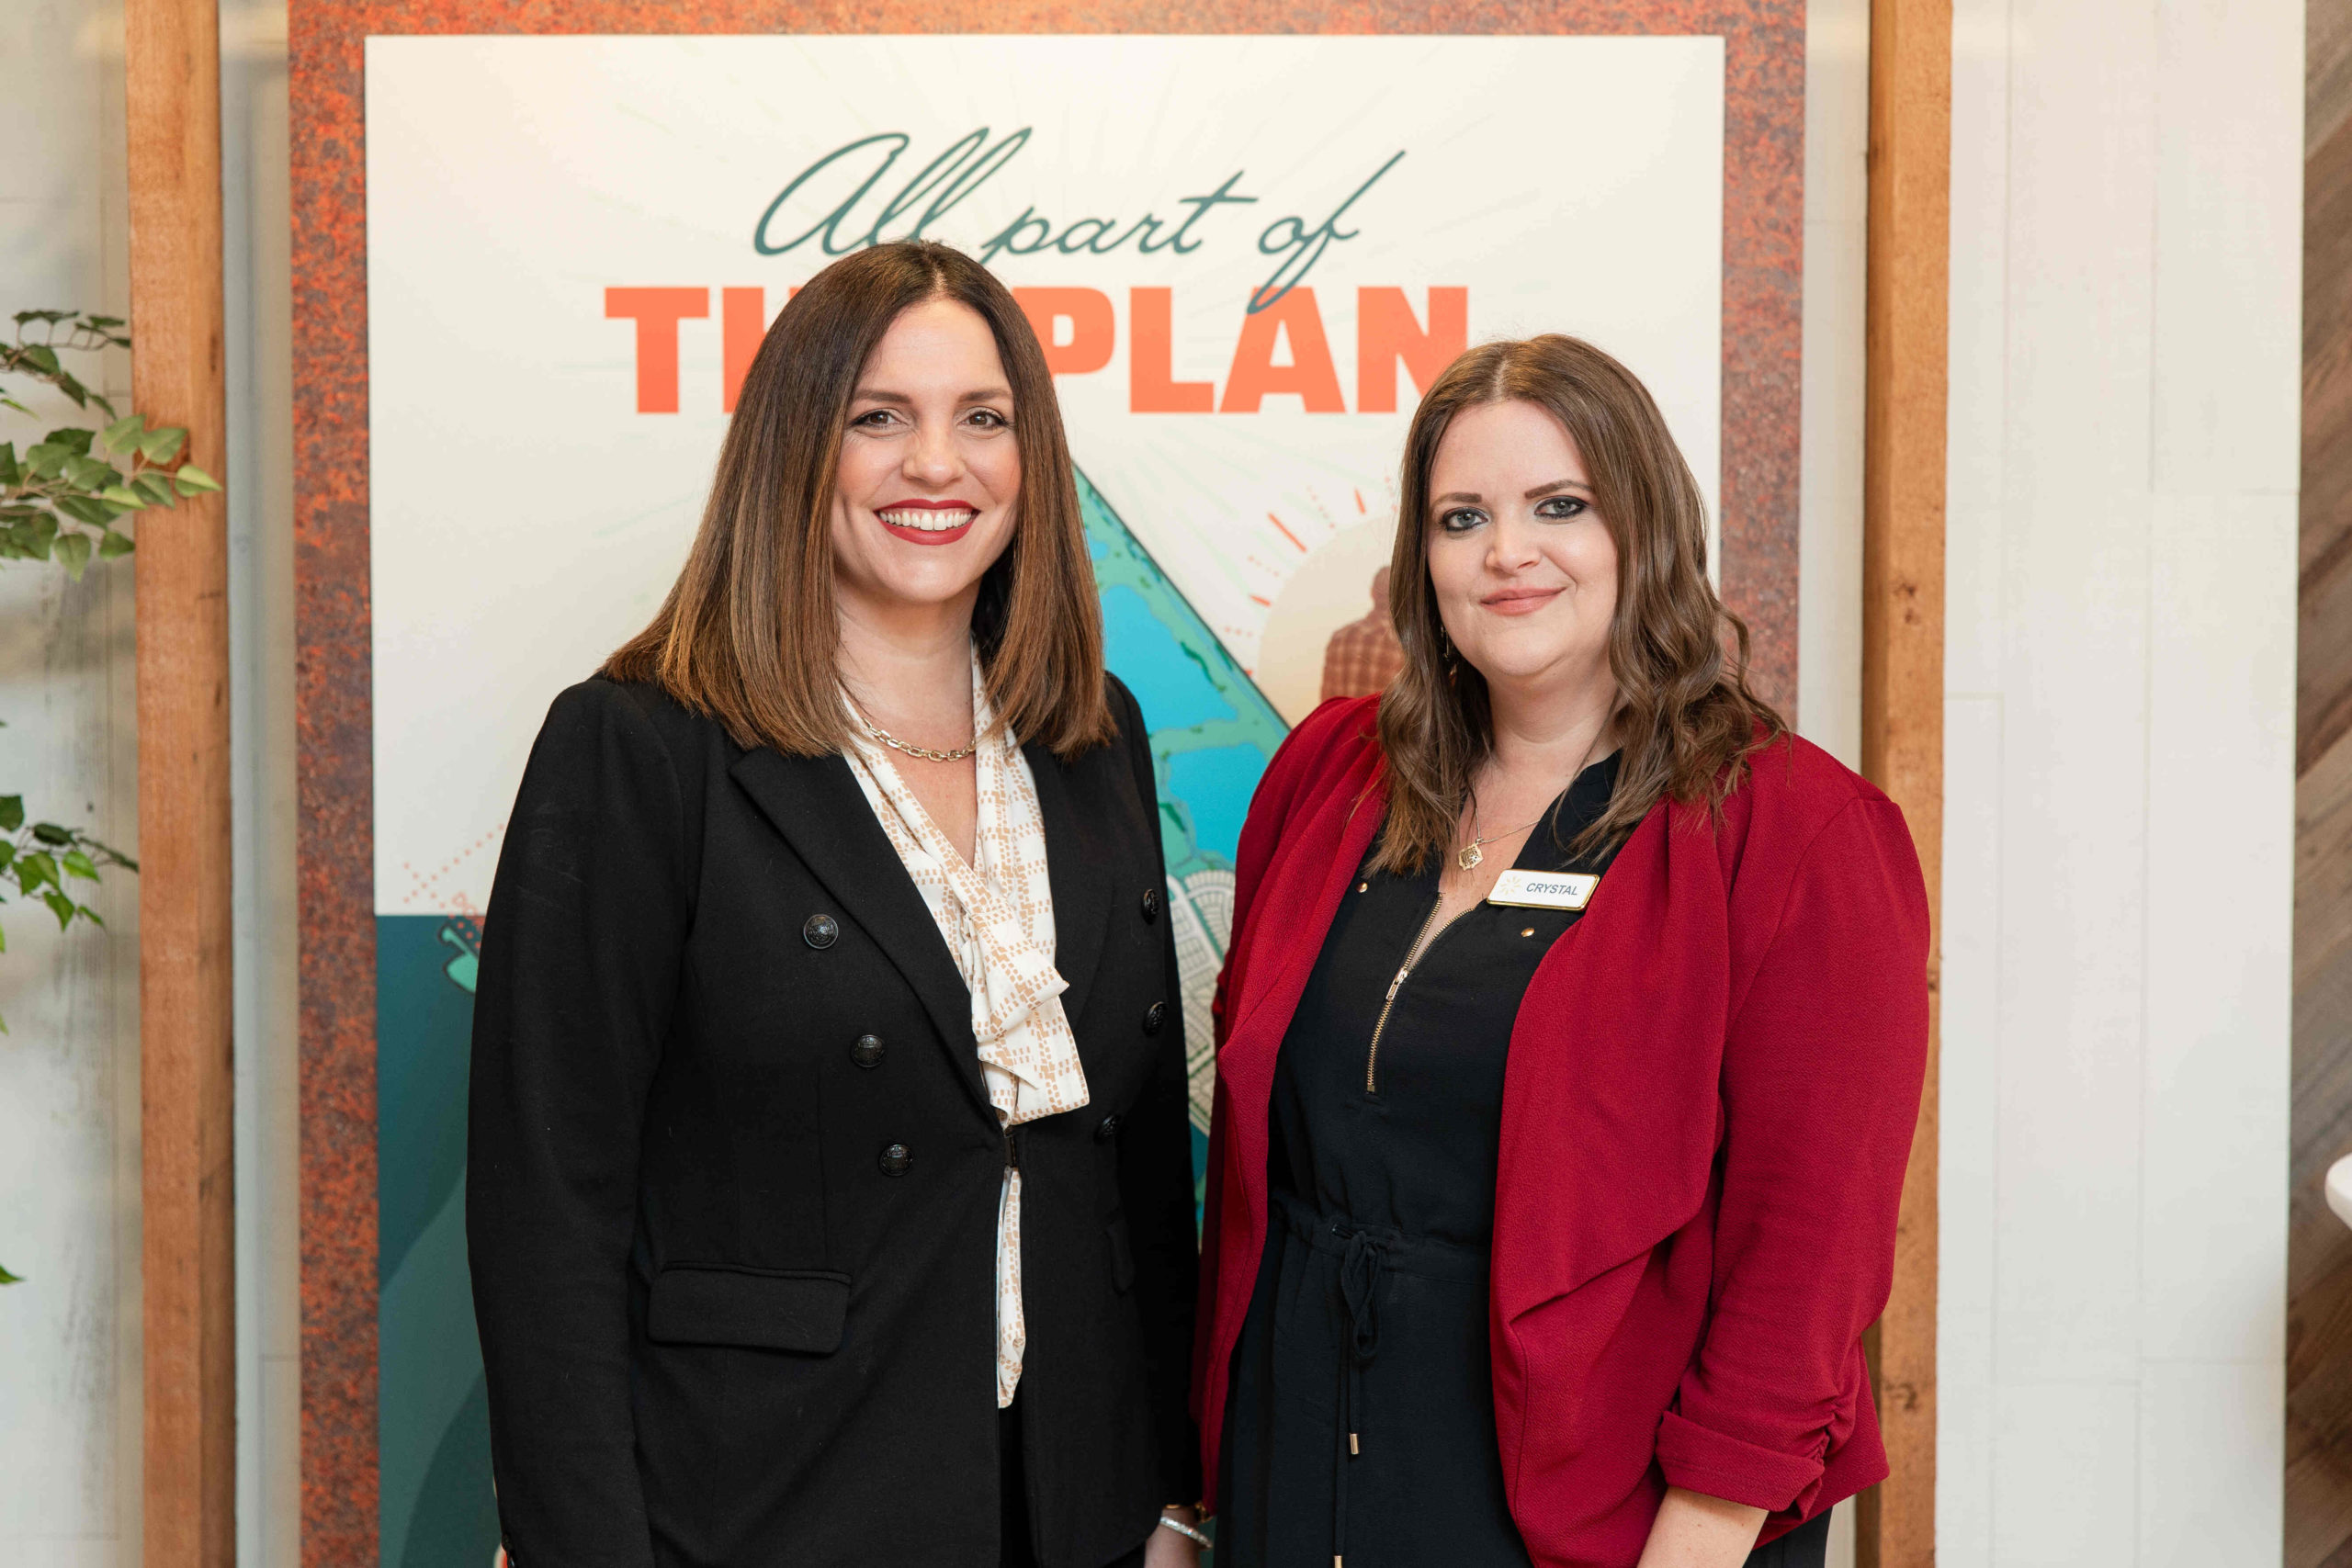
[1373,334,1786,873]
[604,242,1113,758]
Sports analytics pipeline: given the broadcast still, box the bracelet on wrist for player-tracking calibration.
[1157,1513,1212,1548]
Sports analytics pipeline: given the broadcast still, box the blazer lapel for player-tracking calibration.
[1226,768,1386,1055]
[1493,802,1729,1313]
[727,746,989,1115]
[1214,763,1386,1164]
[1023,739,1112,1028]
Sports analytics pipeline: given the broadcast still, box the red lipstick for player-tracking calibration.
[875,499,979,547]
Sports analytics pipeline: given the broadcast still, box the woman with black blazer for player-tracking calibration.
[468,242,1204,1568]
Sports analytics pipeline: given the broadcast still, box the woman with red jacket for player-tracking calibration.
[1195,336,1929,1568]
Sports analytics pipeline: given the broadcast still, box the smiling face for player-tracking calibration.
[828,296,1022,630]
[1423,398,1619,699]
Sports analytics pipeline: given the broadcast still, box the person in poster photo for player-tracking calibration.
[467,242,1204,1568]
[1196,338,1929,1568]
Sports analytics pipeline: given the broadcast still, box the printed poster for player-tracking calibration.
[363,34,1723,1562]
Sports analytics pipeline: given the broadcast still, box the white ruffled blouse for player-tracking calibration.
[840,665,1091,1408]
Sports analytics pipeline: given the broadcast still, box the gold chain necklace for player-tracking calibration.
[851,700,976,763]
[1456,727,1608,872]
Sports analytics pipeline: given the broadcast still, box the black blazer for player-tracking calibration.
[467,674,1201,1568]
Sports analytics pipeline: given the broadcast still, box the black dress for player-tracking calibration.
[1215,753,1829,1568]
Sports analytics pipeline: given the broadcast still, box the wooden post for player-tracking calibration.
[1856,0,1949,1564]
[126,0,236,1564]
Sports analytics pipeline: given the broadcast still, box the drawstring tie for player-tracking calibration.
[1331,1221,1389,1568]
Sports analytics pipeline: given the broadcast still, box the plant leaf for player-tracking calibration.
[21,344,60,374]
[62,850,98,881]
[171,462,220,494]
[43,888,77,928]
[130,473,174,506]
[29,824,71,846]
[62,455,114,489]
[140,426,187,465]
[100,413,146,453]
[97,529,134,558]
[97,485,144,510]
[0,796,21,830]
[54,532,91,579]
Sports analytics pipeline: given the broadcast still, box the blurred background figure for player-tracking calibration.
[1319,567,1406,704]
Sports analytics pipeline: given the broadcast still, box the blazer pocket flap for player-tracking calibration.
[647,1266,850,1353]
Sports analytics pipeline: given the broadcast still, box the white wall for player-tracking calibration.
[0,3,143,1562]
[1936,1,2303,1564]
[1799,0,1870,776]
[0,4,298,1566]
[219,8,301,1567]
[1798,2,1870,1560]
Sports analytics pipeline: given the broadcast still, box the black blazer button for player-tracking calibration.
[851,1033,886,1068]
[803,912,840,949]
[1094,1114,1120,1143]
[1141,887,1162,922]
[1143,1001,1167,1035]
[878,1142,913,1177]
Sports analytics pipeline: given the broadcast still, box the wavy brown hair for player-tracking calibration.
[1373,334,1785,872]
[604,241,1111,758]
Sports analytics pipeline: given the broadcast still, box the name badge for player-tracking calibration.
[1487,869,1600,911]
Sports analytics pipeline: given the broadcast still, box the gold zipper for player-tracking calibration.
[1364,897,1453,1095]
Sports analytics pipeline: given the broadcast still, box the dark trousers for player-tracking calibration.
[1746,1510,1833,1568]
[1000,1398,1149,1568]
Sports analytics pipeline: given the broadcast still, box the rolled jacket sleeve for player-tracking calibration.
[1657,796,1929,1516]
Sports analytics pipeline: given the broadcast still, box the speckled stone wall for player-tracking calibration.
[289,5,1802,1562]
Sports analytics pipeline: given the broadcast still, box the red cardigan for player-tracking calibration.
[1193,697,1929,1564]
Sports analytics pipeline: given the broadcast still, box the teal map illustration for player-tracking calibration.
[376,468,1285,1564]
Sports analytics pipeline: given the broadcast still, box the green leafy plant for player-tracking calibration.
[2,309,219,580]
[1,309,194,1284]
[0,780,137,1019]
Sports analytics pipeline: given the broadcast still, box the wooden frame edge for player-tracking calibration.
[126,0,237,1563]
[1855,0,1950,1564]
[288,7,1805,1562]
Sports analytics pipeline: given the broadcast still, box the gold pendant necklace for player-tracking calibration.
[1456,726,1611,872]
[1457,812,1547,872]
